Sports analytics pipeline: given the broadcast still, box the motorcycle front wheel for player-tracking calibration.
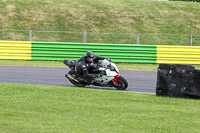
[68,70,86,87]
[112,76,128,90]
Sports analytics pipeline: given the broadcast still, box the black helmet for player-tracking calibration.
[85,51,94,62]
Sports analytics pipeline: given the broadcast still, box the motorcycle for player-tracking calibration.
[63,59,128,90]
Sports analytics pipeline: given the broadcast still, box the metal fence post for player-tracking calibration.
[29,29,32,41]
[137,32,140,44]
[190,34,192,46]
[83,31,87,43]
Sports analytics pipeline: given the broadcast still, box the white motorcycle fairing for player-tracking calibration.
[94,68,119,85]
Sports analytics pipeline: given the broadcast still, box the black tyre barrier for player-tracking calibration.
[156,64,200,99]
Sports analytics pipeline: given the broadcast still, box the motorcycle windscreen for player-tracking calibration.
[110,63,119,73]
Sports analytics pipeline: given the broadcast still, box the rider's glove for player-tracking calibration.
[91,63,98,68]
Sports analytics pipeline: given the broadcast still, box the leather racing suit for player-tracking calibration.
[76,55,109,84]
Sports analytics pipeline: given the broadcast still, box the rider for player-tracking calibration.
[75,51,110,84]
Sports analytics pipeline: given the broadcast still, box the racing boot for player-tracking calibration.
[76,77,89,84]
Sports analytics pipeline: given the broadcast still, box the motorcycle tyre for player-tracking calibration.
[68,70,86,87]
[112,76,128,90]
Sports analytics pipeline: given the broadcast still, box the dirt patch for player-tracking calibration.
[195,24,200,30]
[9,12,16,17]
[6,4,15,11]
[69,9,79,17]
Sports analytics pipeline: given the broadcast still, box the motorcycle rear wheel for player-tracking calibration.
[68,70,86,87]
[112,76,128,90]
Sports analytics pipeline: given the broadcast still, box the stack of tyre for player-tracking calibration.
[156,64,200,99]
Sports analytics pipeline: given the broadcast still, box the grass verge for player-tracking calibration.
[1,60,200,71]
[0,82,200,133]
[0,60,159,70]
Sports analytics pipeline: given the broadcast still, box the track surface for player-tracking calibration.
[0,66,157,93]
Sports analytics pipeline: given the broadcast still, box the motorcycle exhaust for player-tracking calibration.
[65,74,79,82]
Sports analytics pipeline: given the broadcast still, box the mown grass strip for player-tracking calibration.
[1,60,200,71]
[0,60,159,70]
[0,82,200,133]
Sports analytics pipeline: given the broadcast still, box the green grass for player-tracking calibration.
[2,60,200,71]
[0,60,159,71]
[0,82,200,133]
[0,60,66,68]
[0,0,200,45]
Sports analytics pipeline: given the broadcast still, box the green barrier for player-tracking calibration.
[32,42,157,63]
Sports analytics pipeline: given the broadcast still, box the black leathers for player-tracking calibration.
[76,55,108,83]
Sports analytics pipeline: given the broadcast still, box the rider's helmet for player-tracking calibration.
[85,51,94,63]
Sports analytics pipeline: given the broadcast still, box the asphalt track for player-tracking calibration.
[0,65,157,93]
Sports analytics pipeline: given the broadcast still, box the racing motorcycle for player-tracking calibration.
[64,59,128,90]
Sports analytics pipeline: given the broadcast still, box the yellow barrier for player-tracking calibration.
[0,41,31,60]
[157,46,200,64]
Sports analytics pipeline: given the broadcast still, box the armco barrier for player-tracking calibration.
[31,42,157,63]
[157,46,200,64]
[1,41,200,64]
[0,41,31,60]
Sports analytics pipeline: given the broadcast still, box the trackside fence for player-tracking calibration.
[0,29,200,46]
